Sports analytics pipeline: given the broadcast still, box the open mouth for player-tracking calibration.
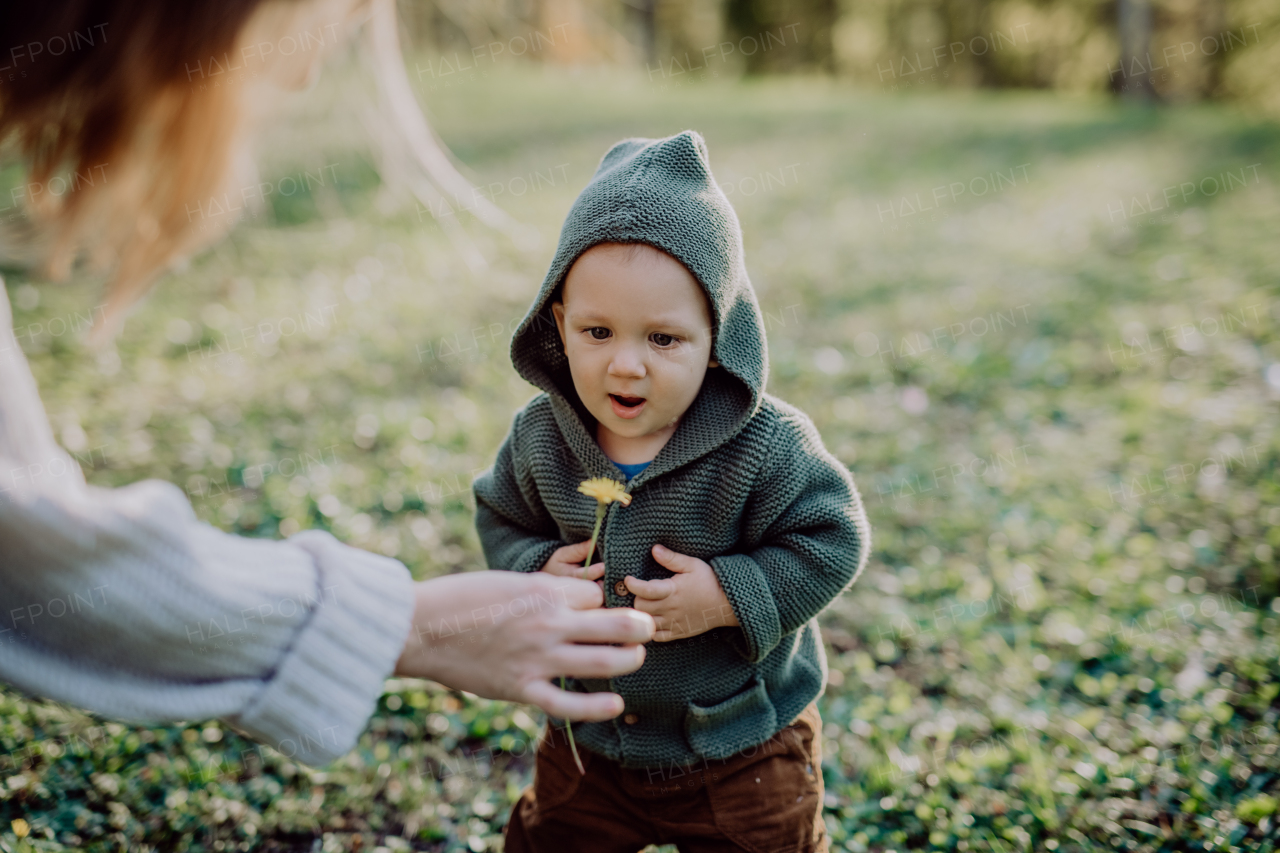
[609,394,647,419]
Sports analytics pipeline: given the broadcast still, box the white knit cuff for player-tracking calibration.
[224,530,414,766]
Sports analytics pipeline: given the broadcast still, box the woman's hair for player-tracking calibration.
[0,0,512,340]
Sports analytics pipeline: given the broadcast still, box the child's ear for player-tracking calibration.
[551,301,567,347]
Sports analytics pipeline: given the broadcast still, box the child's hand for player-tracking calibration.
[624,544,740,642]
[541,540,605,588]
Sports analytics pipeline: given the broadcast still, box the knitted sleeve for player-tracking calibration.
[709,412,870,663]
[472,410,563,574]
[0,289,413,767]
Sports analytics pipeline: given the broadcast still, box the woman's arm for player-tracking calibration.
[1,464,414,770]
[0,288,651,763]
[0,287,413,767]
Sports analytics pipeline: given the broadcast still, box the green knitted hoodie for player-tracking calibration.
[473,130,870,769]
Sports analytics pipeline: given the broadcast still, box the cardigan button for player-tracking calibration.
[623,713,639,725]
[613,580,629,597]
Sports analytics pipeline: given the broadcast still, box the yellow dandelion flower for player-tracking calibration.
[578,477,632,506]
[11,819,30,838]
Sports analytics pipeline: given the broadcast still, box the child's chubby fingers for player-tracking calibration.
[540,540,594,574]
[628,594,659,621]
[569,561,604,580]
[540,560,601,579]
[540,543,604,579]
[649,614,694,643]
[652,544,708,573]
[556,540,595,563]
[628,595,665,621]
[629,600,687,642]
[624,574,674,600]
[633,608,674,640]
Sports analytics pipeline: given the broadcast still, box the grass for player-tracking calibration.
[2,61,1279,852]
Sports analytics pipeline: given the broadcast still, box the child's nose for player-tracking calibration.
[608,345,647,378]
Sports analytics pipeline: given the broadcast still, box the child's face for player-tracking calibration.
[553,243,717,447]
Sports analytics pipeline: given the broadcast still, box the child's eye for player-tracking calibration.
[587,327,611,340]
[650,333,678,347]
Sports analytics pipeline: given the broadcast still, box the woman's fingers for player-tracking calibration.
[396,573,652,702]
[557,607,654,645]
[522,679,625,721]
[625,574,673,600]
[578,561,604,580]
[539,575,605,610]
[547,641,646,679]
[399,573,655,706]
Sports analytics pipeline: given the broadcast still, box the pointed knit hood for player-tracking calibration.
[510,130,768,476]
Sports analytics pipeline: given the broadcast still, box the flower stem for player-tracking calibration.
[562,502,607,776]
[584,502,605,568]
[559,675,587,775]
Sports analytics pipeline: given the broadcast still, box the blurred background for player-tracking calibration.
[2,0,1278,851]
[400,0,1280,105]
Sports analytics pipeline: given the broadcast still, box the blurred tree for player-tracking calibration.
[394,0,1278,112]
[400,0,638,65]
[1186,0,1227,97]
[725,0,837,72]
[1115,0,1156,99]
[622,0,658,65]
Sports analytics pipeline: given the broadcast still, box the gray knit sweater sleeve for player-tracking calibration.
[472,404,564,574]
[710,409,870,664]
[0,290,413,766]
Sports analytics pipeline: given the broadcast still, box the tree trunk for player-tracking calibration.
[1116,0,1156,100]
[625,0,657,67]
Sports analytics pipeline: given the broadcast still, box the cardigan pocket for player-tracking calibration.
[685,675,778,760]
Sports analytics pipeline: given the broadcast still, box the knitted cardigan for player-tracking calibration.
[473,130,870,769]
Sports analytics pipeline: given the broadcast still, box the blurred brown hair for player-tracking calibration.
[0,0,511,341]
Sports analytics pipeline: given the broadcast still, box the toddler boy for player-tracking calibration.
[473,130,869,853]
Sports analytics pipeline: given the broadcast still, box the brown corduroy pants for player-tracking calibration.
[503,702,829,853]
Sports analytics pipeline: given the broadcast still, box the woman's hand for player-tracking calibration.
[394,571,653,720]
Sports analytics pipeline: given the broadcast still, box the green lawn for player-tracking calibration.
[2,62,1279,852]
